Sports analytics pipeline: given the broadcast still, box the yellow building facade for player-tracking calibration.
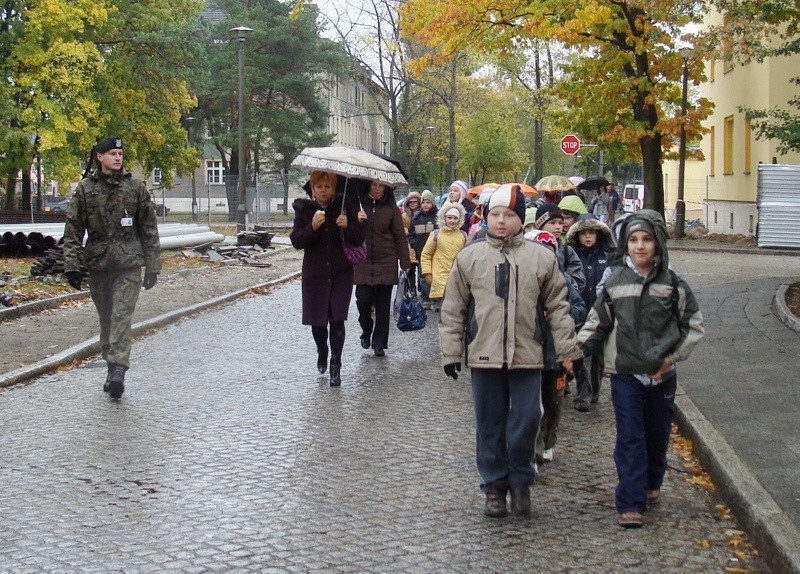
[663,14,800,235]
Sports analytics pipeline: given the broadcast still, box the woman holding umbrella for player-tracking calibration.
[290,170,365,387]
[354,180,412,357]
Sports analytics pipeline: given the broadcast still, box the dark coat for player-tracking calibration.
[290,194,365,326]
[353,189,412,286]
[566,218,614,309]
[408,208,438,259]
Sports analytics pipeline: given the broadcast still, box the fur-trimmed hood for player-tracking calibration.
[437,201,466,229]
[566,216,614,250]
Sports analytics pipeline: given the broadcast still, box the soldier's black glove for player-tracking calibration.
[142,273,158,290]
[65,271,82,290]
[444,363,461,380]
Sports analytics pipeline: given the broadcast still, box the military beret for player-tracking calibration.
[95,136,123,153]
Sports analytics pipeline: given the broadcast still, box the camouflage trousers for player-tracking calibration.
[88,268,142,369]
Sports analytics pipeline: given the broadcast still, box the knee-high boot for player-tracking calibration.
[329,321,345,386]
[312,326,328,374]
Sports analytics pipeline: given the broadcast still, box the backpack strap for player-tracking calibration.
[668,268,681,320]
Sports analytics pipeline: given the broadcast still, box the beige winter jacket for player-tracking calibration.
[439,231,581,370]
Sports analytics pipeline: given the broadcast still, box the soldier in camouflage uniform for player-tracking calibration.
[62,136,161,399]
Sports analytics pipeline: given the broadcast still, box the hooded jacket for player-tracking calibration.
[420,202,467,298]
[439,231,581,370]
[566,218,614,309]
[577,210,704,375]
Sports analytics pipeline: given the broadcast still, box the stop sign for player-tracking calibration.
[561,134,581,155]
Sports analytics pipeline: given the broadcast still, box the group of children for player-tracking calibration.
[433,181,704,529]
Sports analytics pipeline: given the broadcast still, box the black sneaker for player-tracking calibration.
[575,401,591,412]
[374,349,385,357]
[360,336,370,349]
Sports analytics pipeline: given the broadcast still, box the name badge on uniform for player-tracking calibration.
[121,214,133,227]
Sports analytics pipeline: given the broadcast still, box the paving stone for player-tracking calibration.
[0,281,769,572]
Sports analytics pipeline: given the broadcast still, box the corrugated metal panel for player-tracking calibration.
[758,164,800,248]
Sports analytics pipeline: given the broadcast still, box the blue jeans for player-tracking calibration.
[471,368,542,492]
[610,373,677,513]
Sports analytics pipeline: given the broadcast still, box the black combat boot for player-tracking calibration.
[106,364,126,399]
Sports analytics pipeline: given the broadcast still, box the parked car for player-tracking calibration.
[47,198,71,212]
[155,204,170,216]
[622,183,645,213]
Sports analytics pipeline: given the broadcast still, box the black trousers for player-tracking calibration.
[355,284,394,351]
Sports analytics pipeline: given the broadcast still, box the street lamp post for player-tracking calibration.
[185,116,199,222]
[231,26,253,233]
[425,125,435,190]
[675,48,692,240]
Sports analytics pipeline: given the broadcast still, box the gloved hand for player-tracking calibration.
[65,271,82,290]
[142,273,158,290]
[443,363,461,380]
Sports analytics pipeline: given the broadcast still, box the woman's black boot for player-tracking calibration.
[317,346,328,374]
[329,359,341,387]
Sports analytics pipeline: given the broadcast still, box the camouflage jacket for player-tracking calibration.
[62,170,161,274]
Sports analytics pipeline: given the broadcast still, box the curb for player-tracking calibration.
[774,284,800,333]
[0,271,301,390]
[666,243,800,257]
[675,387,800,574]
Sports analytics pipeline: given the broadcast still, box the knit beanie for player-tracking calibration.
[558,194,588,216]
[487,183,526,222]
[449,180,469,200]
[623,217,656,246]
[524,229,559,253]
[477,189,495,206]
[534,203,565,229]
[420,189,437,204]
[405,190,421,202]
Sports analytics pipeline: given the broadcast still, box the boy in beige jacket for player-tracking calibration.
[439,184,581,518]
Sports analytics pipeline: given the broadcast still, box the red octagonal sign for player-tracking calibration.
[561,134,581,155]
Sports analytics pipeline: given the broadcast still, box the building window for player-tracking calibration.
[709,126,716,176]
[749,214,754,233]
[152,168,162,186]
[744,119,752,174]
[723,116,734,174]
[714,211,718,224]
[206,160,225,184]
[729,213,734,229]
[709,58,715,82]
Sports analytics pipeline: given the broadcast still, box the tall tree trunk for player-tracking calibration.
[534,43,544,183]
[4,173,15,210]
[640,135,664,215]
[21,172,32,211]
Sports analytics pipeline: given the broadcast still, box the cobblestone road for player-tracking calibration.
[0,281,766,572]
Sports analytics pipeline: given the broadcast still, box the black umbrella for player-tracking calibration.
[370,152,408,180]
[577,176,610,191]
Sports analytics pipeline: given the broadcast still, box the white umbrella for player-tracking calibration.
[568,176,585,186]
[291,146,408,186]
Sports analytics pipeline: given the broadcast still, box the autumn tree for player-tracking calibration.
[0,0,202,210]
[198,0,345,218]
[400,0,714,213]
[319,0,431,184]
[708,0,800,152]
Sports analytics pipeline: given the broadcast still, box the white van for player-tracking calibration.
[622,183,645,213]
